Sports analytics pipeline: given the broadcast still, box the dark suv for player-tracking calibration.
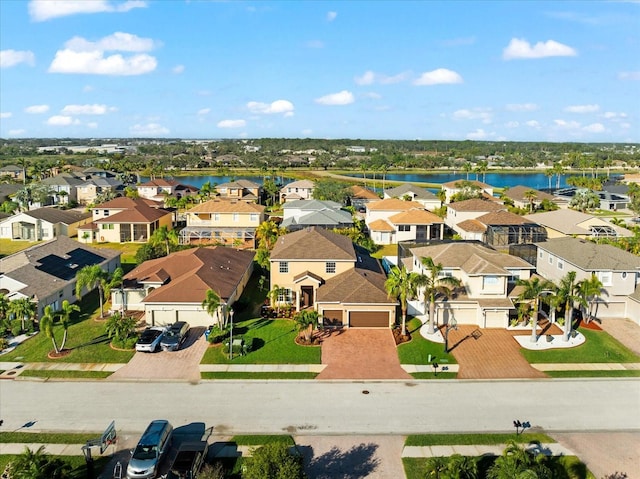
[160,321,190,351]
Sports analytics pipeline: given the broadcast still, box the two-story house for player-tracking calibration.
[524,209,633,239]
[0,207,92,241]
[383,183,441,210]
[535,237,640,320]
[0,164,25,182]
[279,180,315,203]
[405,241,535,327]
[181,198,265,246]
[454,210,547,248]
[442,180,494,203]
[269,227,397,328]
[365,198,444,245]
[136,178,200,203]
[216,179,262,202]
[77,197,173,244]
[501,185,563,211]
[282,199,353,231]
[445,198,506,233]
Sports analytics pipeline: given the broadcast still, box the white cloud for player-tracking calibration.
[603,111,627,120]
[315,90,354,106]
[61,104,113,115]
[217,119,246,128]
[129,123,170,136]
[47,115,78,126]
[247,100,295,115]
[526,120,541,128]
[362,92,382,100]
[452,108,493,123]
[29,0,147,22]
[413,68,463,86]
[466,128,488,140]
[172,64,185,74]
[49,32,158,75]
[502,38,577,60]
[327,11,337,22]
[564,104,599,113]
[554,119,581,129]
[583,123,605,133]
[197,108,211,116]
[8,129,26,136]
[0,50,35,68]
[505,121,520,128]
[354,70,408,85]
[505,103,539,112]
[355,71,375,86]
[87,122,98,129]
[25,104,50,114]
[618,71,640,81]
[0,112,12,118]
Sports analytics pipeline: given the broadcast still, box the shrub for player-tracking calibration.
[207,326,227,344]
[11,320,22,337]
[199,463,225,479]
[0,337,9,351]
[244,337,255,353]
[243,442,306,479]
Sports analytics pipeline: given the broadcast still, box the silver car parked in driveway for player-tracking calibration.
[127,419,173,479]
[160,321,190,351]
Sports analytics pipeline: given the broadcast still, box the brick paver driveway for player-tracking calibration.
[447,325,551,379]
[108,327,208,383]
[316,329,411,380]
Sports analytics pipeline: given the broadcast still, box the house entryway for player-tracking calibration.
[317,329,411,380]
[301,286,314,308]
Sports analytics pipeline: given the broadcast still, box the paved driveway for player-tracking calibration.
[108,327,208,383]
[316,329,411,380]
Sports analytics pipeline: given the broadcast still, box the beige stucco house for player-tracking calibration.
[279,180,315,203]
[523,209,633,239]
[442,179,494,202]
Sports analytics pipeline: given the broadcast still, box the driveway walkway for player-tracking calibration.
[600,318,640,356]
[316,329,411,380]
[108,327,208,383]
[447,325,549,379]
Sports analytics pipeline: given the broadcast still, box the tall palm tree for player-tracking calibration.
[39,305,60,354]
[201,289,222,328]
[556,271,586,341]
[516,276,555,343]
[384,265,421,336]
[256,220,284,250]
[8,297,36,332]
[58,300,79,351]
[150,226,179,256]
[577,274,606,323]
[463,162,473,181]
[418,257,462,335]
[268,284,284,316]
[75,265,123,318]
[552,162,565,190]
[523,189,537,213]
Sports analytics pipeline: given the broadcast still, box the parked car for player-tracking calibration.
[165,440,208,479]
[127,420,173,479]
[160,321,190,351]
[135,327,166,353]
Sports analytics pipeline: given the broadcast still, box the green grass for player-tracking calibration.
[201,318,321,364]
[1,290,135,364]
[0,432,99,444]
[521,328,640,364]
[234,271,269,321]
[0,454,111,478]
[201,372,317,380]
[90,241,141,264]
[397,317,457,365]
[0,239,36,258]
[231,435,295,446]
[371,244,398,259]
[410,372,458,379]
[545,370,640,378]
[18,370,113,379]
[405,432,555,447]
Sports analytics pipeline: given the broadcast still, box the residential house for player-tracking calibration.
[554,187,629,212]
[0,236,121,318]
[136,178,200,203]
[180,198,265,246]
[523,209,633,239]
[348,185,379,211]
[442,179,494,202]
[454,210,547,247]
[113,247,254,327]
[279,180,315,203]
[75,177,125,205]
[77,197,173,244]
[216,179,262,202]
[0,164,25,182]
[501,185,561,211]
[383,183,441,210]
[445,198,506,233]
[535,237,640,320]
[0,207,92,241]
[365,198,444,244]
[269,227,397,328]
[405,241,535,327]
[40,173,85,205]
[282,199,353,231]
[0,184,22,203]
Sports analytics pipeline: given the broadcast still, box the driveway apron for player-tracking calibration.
[317,329,411,380]
[108,327,208,382]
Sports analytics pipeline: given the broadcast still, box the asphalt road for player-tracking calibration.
[2,379,639,435]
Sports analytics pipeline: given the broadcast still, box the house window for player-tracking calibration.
[103,210,109,216]
[214,213,220,221]
[557,259,564,270]
[622,272,627,279]
[597,271,613,287]
[398,225,410,232]
[548,256,554,265]
[277,288,292,303]
[539,250,543,258]
[326,262,336,274]
[483,276,499,288]
[279,262,289,273]
[438,271,453,278]
[233,213,239,222]
[250,214,258,222]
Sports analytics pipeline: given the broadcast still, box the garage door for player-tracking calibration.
[322,310,343,327]
[349,311,389,328]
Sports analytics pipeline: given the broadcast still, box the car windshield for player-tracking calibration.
[132,444,157,460]
[165,330,178,337]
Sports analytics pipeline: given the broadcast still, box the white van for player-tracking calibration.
[127,420,173,479]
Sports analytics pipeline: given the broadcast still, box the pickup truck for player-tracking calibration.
[165,441,208,479]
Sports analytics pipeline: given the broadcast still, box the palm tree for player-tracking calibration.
[448,454,478,479]
[556,271,586,341]
[75,265,123,318]
[463,162,473,181]
[294,309,318,342]
[384,265,421,336]
[268,284,284,316]
[418,257,462,335]
[488,440,552,479]
[150,226,179,256]
[105,312,138,344]
[424,456,449,479]
[58,300,79,351]
[577,274,606,323]
[0,293,9,322]
[39,305,60,354]
[544,169,553,190]
[437,188,446,207]
[523,189,537,213]
[516,277,555,343]
[256,220,284,250]
[552,162,565,190]
[201,289,222,328]
[8,297,36,332]
[9,445,71,479]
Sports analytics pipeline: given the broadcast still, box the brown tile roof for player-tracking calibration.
[270,227,356,261]
[97,197,163,209]
[503,185,556,203]
[293,271,324,283]
[388,209,443,225]
[138,178,181,187]
[350,185,380,199]
[475,210,534,226]
[187,198,265,213]
[477,298,514,309]
[95,203,171,223]
[456,219,487,232]
[317,263,392,304]
[447,198,505,212]
[125,246,255,303]
[368,219,395,231]
[366,198,424,211]
[442,179,493,189]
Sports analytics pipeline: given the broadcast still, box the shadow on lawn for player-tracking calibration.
[72,333,110,350]
[301,442,380,479]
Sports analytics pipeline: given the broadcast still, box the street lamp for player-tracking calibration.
[228,308,234,360]
[443,317,457,353]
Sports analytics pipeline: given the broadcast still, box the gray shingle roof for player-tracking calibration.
[384,183,438,200]
[535,237,640,271]
[22,207,91,224]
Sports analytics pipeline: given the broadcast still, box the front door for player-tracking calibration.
[301,286,314,308]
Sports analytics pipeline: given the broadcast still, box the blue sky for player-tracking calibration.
[1,0,639,142]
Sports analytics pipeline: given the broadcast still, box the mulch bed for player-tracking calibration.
[393,328,411,345]
[47,349,71,359]
[578,319,603,331]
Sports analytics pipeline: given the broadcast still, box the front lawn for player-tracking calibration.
[397,317,457,365]
[520,327,640,364]
[201,372,317,380]
[405,432,554,446]
[18,370,113,379]
[0,239,35,258]
[200,318,321,364]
